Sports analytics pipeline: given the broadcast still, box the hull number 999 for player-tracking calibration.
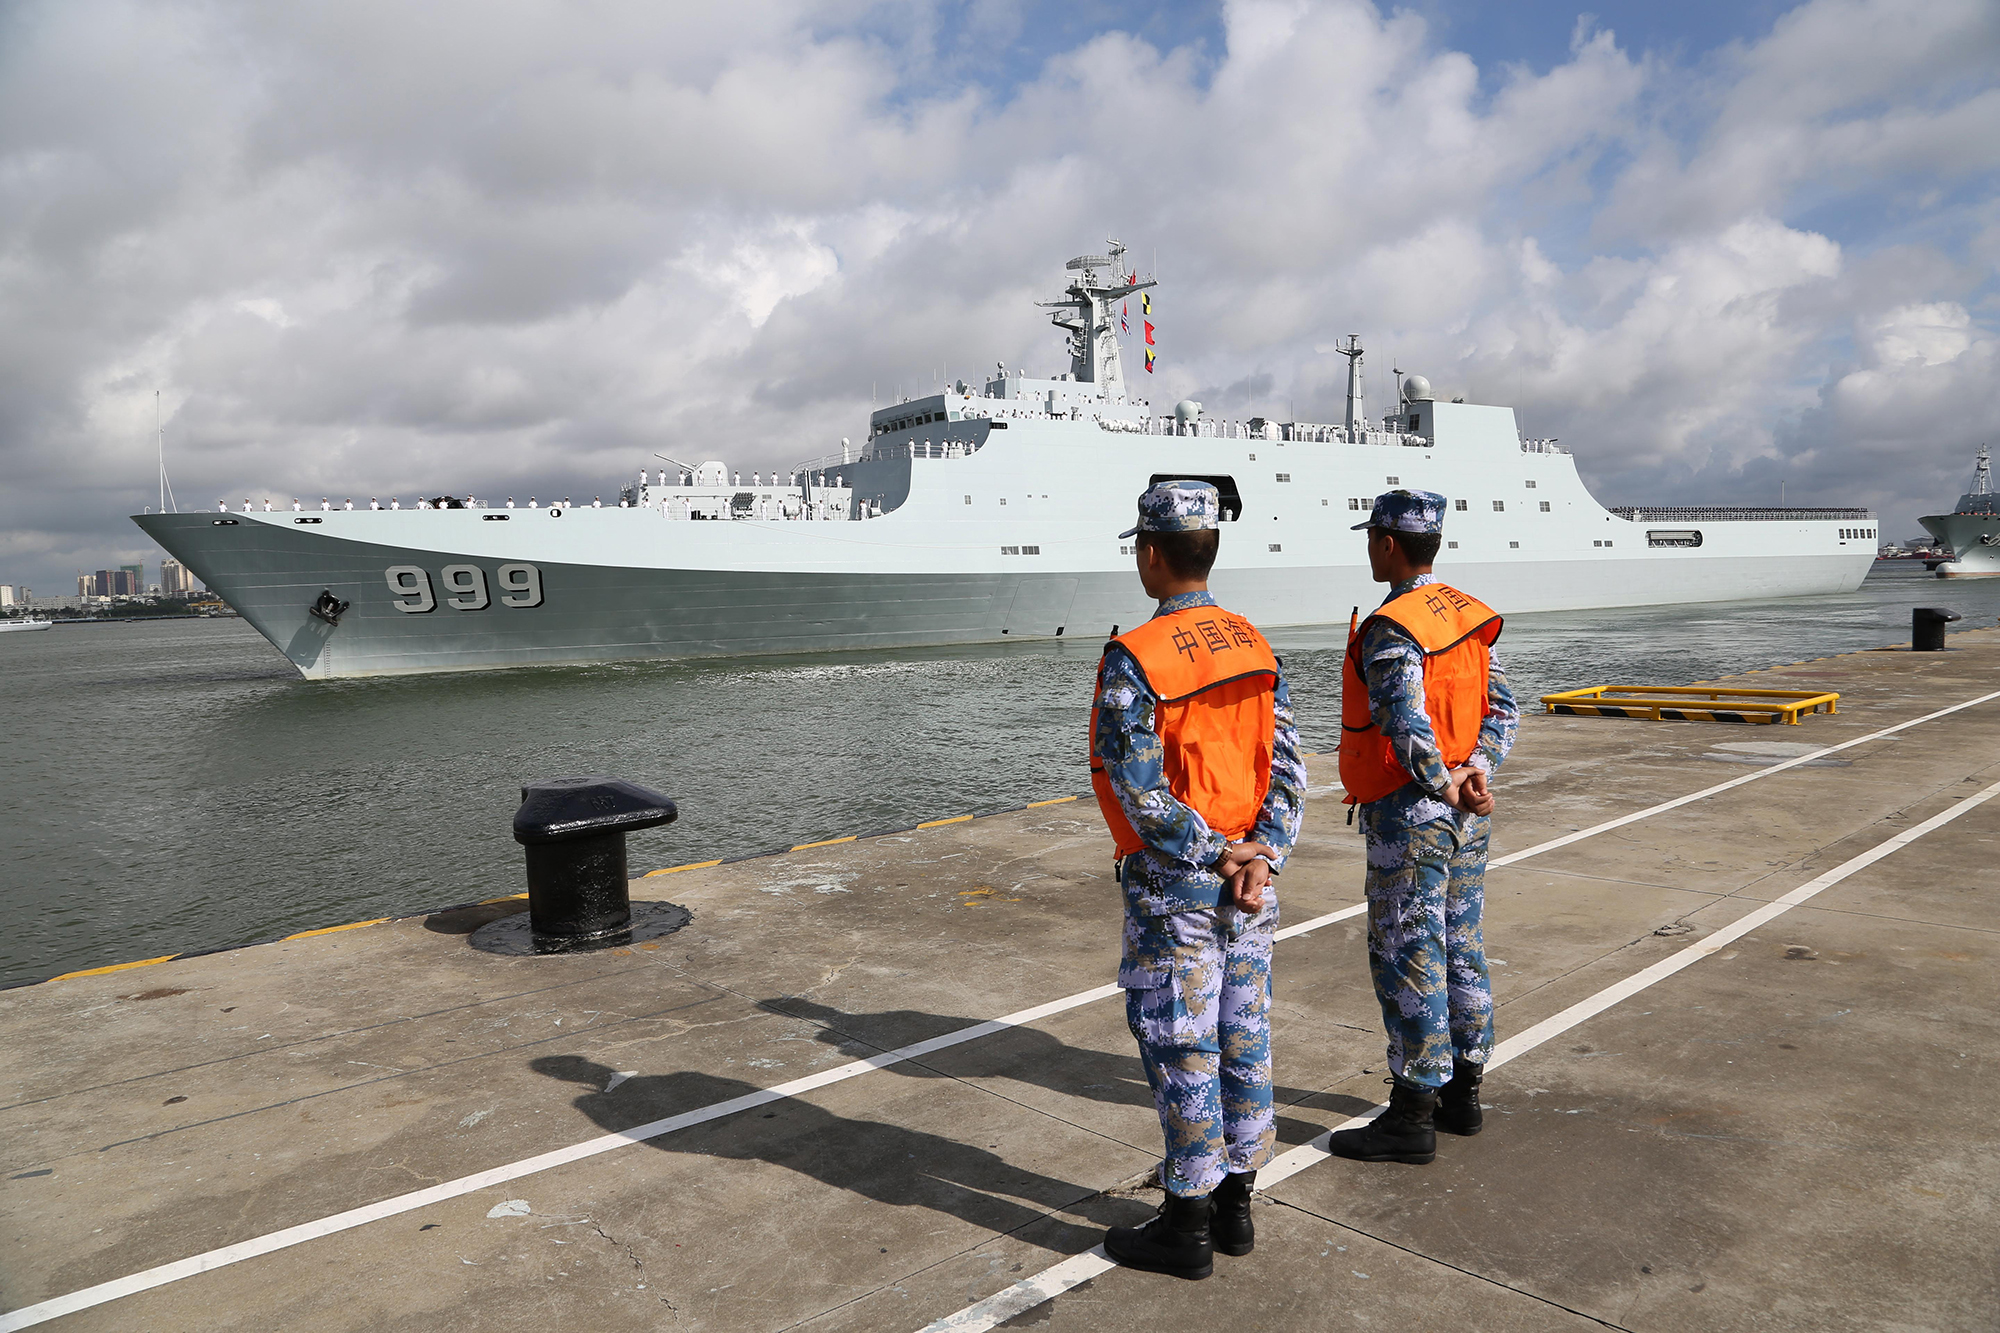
[386,563,542,612]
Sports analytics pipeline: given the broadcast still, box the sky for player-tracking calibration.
[1,0,1996,594]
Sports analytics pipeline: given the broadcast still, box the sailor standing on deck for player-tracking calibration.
[1089,481,1306,1280]
[1330,490,1519,1164]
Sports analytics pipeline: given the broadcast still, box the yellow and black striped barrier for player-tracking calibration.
[1542,684,1840,726]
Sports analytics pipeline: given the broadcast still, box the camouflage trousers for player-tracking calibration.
[1360,809,1495,1090]
[1117,900,1278,1197]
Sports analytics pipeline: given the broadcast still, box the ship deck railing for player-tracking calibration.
[1607,505,1875,522]
[1541,684,1841,726]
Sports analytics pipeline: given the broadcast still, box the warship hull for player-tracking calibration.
[1919,513,2000,576]
[134,410,1873,678]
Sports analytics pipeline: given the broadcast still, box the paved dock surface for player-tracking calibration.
[5,630,1999,1332]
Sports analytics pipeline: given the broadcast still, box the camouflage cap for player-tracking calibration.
[1120,479,1220,539]
[1352,488,1447,534]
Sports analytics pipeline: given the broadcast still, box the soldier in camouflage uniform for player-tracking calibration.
[1330,489,1519,1165]
[1090,480,1306,1279]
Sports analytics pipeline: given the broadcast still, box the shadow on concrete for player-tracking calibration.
[761,996,1348,1139]
[533,1053,1132,1245]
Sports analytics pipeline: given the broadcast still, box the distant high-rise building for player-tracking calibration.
[121,563,144,593]
[0,585,16,608]
[86,569,140,597]
[160,558,194,597]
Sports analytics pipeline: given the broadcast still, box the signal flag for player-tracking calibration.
[1145,347,1156,373]
[1141,292,1151,315]
[1144,321,1156,346]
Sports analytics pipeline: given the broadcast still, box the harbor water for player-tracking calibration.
[4,561,1996,990]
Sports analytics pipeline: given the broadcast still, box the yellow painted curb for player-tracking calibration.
[51,954,179,982]
[1025,796,1079,808]
[285,918,389,941]
[644,859,724,878]
[481,893,529,904]
[917,815,974,829]
[790,835,858,851]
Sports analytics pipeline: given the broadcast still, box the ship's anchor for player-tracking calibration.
[1980,533,1999,547]
[308,589,350,625]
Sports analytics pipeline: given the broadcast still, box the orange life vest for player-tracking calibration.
[1338,583,1502,805]
[1089,605,1280,860]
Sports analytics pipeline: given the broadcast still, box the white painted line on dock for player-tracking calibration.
[0,985,1127,1332]
[916,774,2000,1333]
[7,689,1997,1329]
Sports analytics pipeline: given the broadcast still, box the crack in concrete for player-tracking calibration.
[586,1217,678,1314]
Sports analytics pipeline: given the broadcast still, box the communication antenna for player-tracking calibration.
[156,391,178,513]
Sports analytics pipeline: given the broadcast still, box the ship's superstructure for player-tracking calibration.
[1920,446,1999,577]
[134,242,1877,679]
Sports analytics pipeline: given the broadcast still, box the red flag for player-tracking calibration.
[1144,321,1156,346]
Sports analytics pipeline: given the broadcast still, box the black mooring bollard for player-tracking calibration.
[1913,606,1961,652]
[513,776,677,953]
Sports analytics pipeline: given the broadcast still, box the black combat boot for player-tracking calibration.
[1104,1191,1214,1280]
[1435,1059,1485,1136]
[1210,1171,1256,1256]
[1328,1078,1439,1164]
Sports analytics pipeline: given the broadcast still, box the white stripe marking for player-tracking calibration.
[7,689,1996,1329]
[916,778,2000,1332]
[1487,687,2000,869]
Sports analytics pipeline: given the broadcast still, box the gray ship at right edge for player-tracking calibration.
[1920,446,2000,577]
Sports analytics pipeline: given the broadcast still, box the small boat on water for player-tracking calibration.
[0,617,52,632]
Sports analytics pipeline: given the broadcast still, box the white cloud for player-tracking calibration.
[0,0,1995,586]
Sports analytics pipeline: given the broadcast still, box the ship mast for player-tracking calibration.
[1037,239,1154,401]
[1972,445,1993,497]
[1338,335,1365,434]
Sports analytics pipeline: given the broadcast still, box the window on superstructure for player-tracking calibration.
[1348,498,1361,510]
[1455,499,1468,511]
[1525,480,1536,489]
[1386,476,1399,484]
[1509,541,1519,549]
[1539,501,1551,512]
[1493,500,1505,512]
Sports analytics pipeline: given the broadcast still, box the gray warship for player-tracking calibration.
[134,242,1875,678]
[1920,446,1999,577]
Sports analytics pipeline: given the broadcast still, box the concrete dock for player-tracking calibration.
[6,629,2000,1331]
